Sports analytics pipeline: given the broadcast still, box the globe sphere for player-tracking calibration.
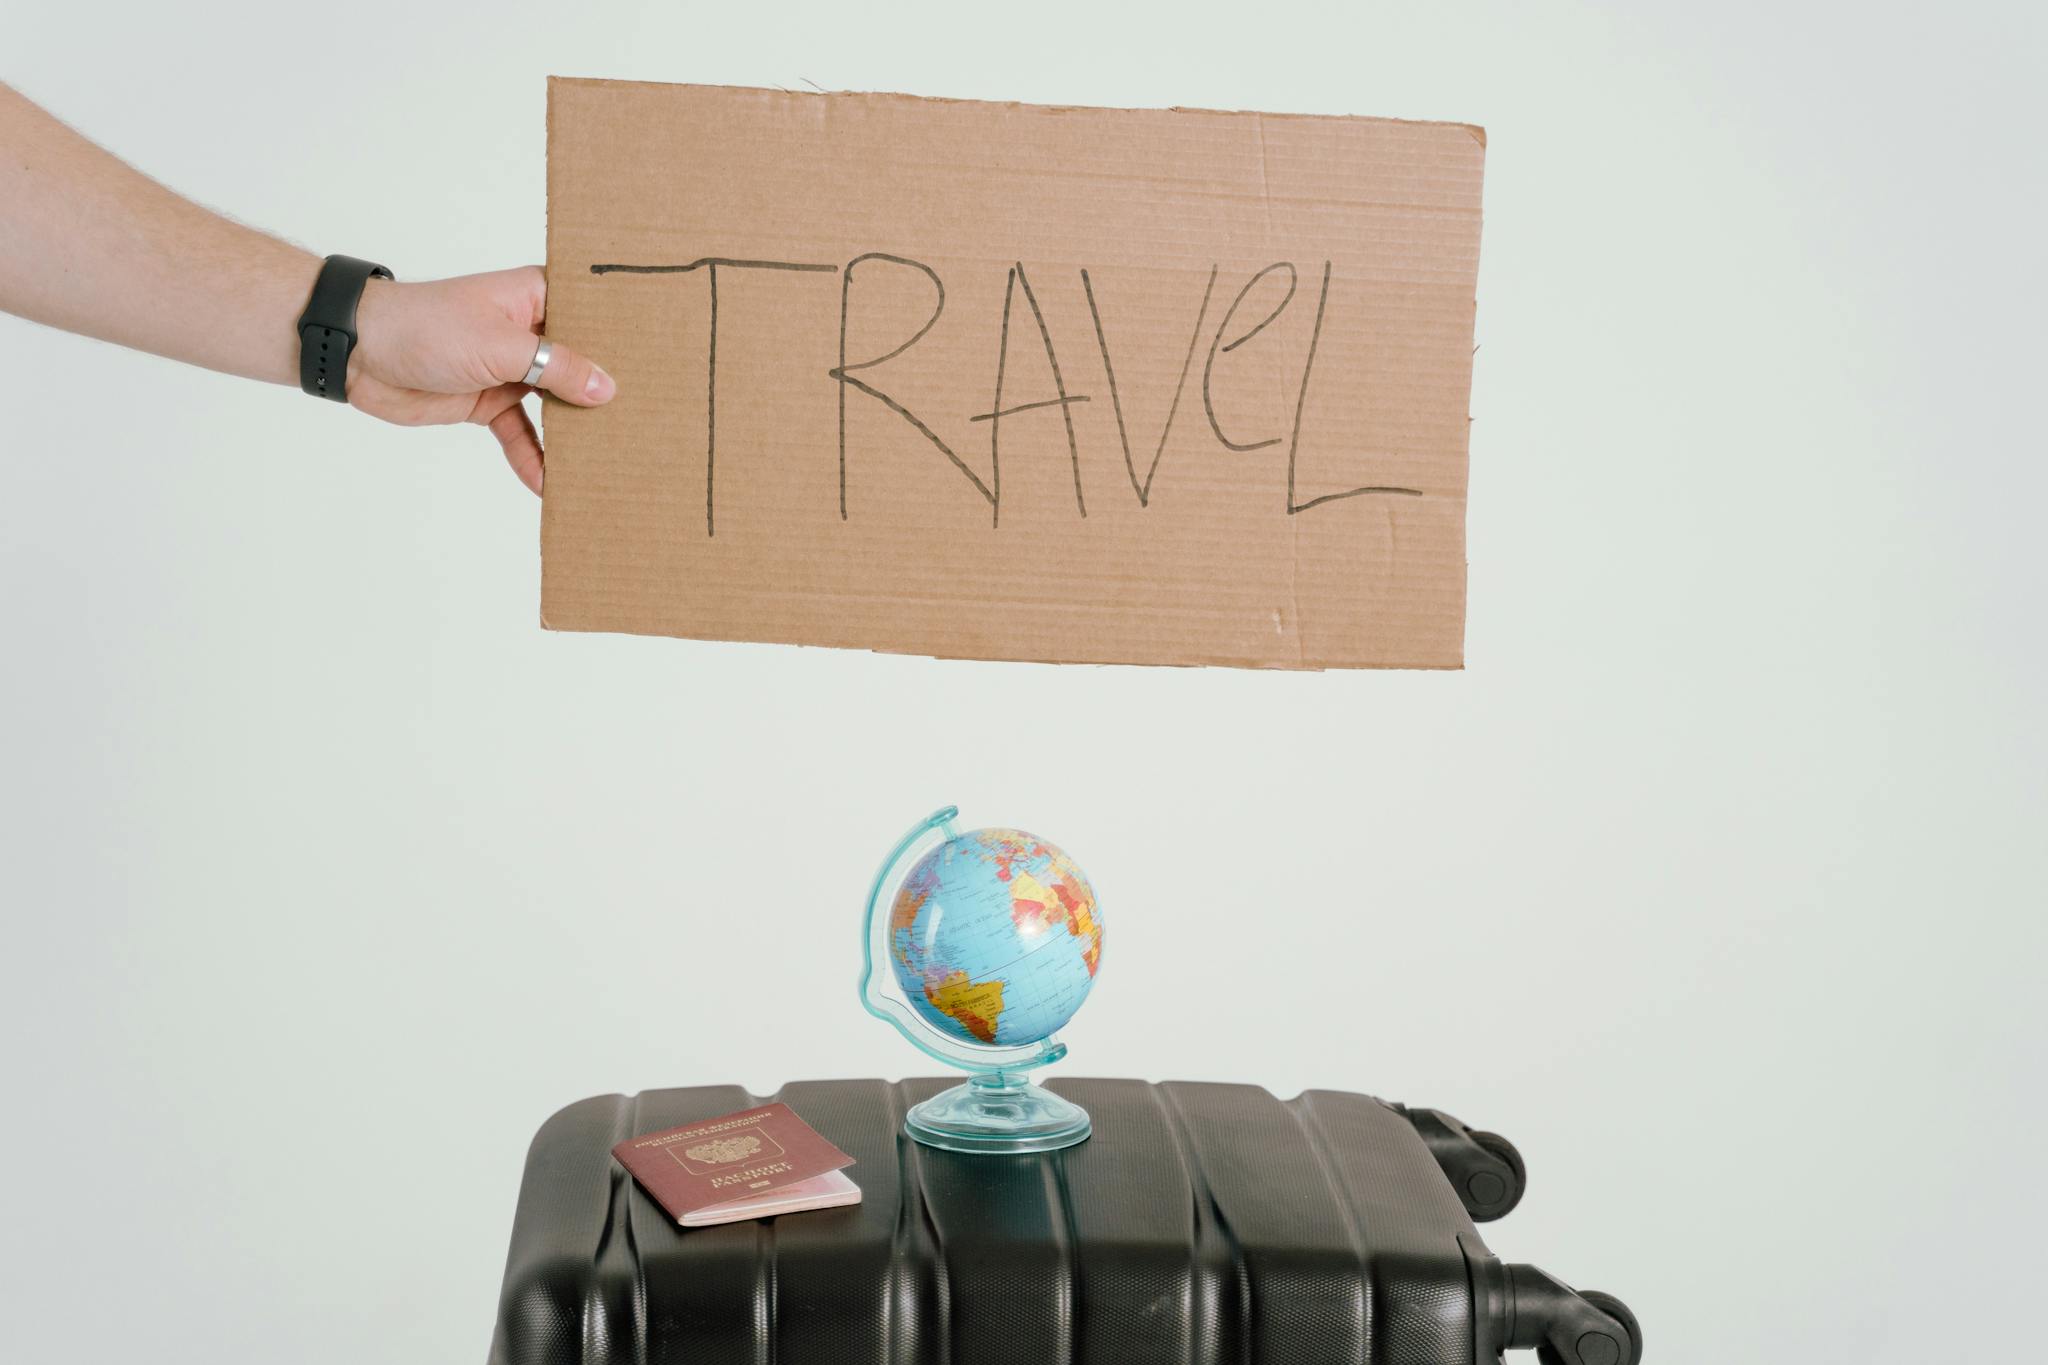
[888,827,1104,1049]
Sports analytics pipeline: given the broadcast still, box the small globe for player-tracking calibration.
[888,827,1104,1049]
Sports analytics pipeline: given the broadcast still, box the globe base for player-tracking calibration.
[904,1073,1092,1155]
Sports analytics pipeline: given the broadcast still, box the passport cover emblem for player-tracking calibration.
[682,1134,764,1166]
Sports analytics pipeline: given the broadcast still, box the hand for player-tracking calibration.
[347,266,614,494]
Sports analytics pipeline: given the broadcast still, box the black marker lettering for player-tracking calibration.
[1083,265,1217,507]
[985,268,1014,528]
[590,257,837,537]
[589,258,839,276]
[972,262,1091,523]
[706,263,717,535]
[1286,262,1423,513]
[1203,262,1298,453]
[829,253,992,519]
[968,396,1089,422]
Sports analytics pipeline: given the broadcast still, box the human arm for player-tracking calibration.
[0,82,611,493]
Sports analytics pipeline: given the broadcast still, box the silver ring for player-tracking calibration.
[521,338,553,387]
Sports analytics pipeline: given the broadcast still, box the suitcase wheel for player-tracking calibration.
[1397,1106,1528,1221]
[1482,1262,1644,1365]
[1534,1290,1642,1365]
[1464,1129,1527,1220]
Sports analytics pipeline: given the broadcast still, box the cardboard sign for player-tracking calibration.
[542,79,1484,668]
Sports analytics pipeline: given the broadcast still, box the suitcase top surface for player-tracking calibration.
[491,1077,1488,1365]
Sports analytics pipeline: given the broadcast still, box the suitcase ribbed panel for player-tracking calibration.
[491,1079,1485,1365]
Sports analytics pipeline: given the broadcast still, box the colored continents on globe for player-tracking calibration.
[888,828,1105,1048]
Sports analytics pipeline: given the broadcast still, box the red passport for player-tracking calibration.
[611,1103,860,1228]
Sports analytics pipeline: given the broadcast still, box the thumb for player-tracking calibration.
[503,330,616,406]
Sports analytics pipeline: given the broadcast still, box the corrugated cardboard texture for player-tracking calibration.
[542,79,1484,668]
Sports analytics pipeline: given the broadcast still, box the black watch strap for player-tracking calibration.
[297,255,393,401]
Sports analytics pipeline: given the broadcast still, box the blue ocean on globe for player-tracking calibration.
[887,827,1105,1049]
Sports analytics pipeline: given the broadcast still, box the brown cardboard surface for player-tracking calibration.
[542,78,1484,668]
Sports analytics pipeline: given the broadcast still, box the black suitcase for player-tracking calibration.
[490,1078,1642,1365]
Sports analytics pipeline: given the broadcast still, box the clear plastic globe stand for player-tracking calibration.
[859,806,1093,1155]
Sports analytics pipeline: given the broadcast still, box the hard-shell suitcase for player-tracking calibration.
[490,1078,1642,1365]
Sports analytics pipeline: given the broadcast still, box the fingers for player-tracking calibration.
[472,383,544,495]
[497,328,615,407]
[535,335,616,407]
[488,399,545,496]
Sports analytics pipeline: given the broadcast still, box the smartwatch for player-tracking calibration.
[297,255,393,402]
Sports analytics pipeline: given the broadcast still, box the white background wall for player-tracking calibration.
[3,2,2040,1361]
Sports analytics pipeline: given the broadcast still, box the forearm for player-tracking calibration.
[0,82,318,385]
[2,81,613,493]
